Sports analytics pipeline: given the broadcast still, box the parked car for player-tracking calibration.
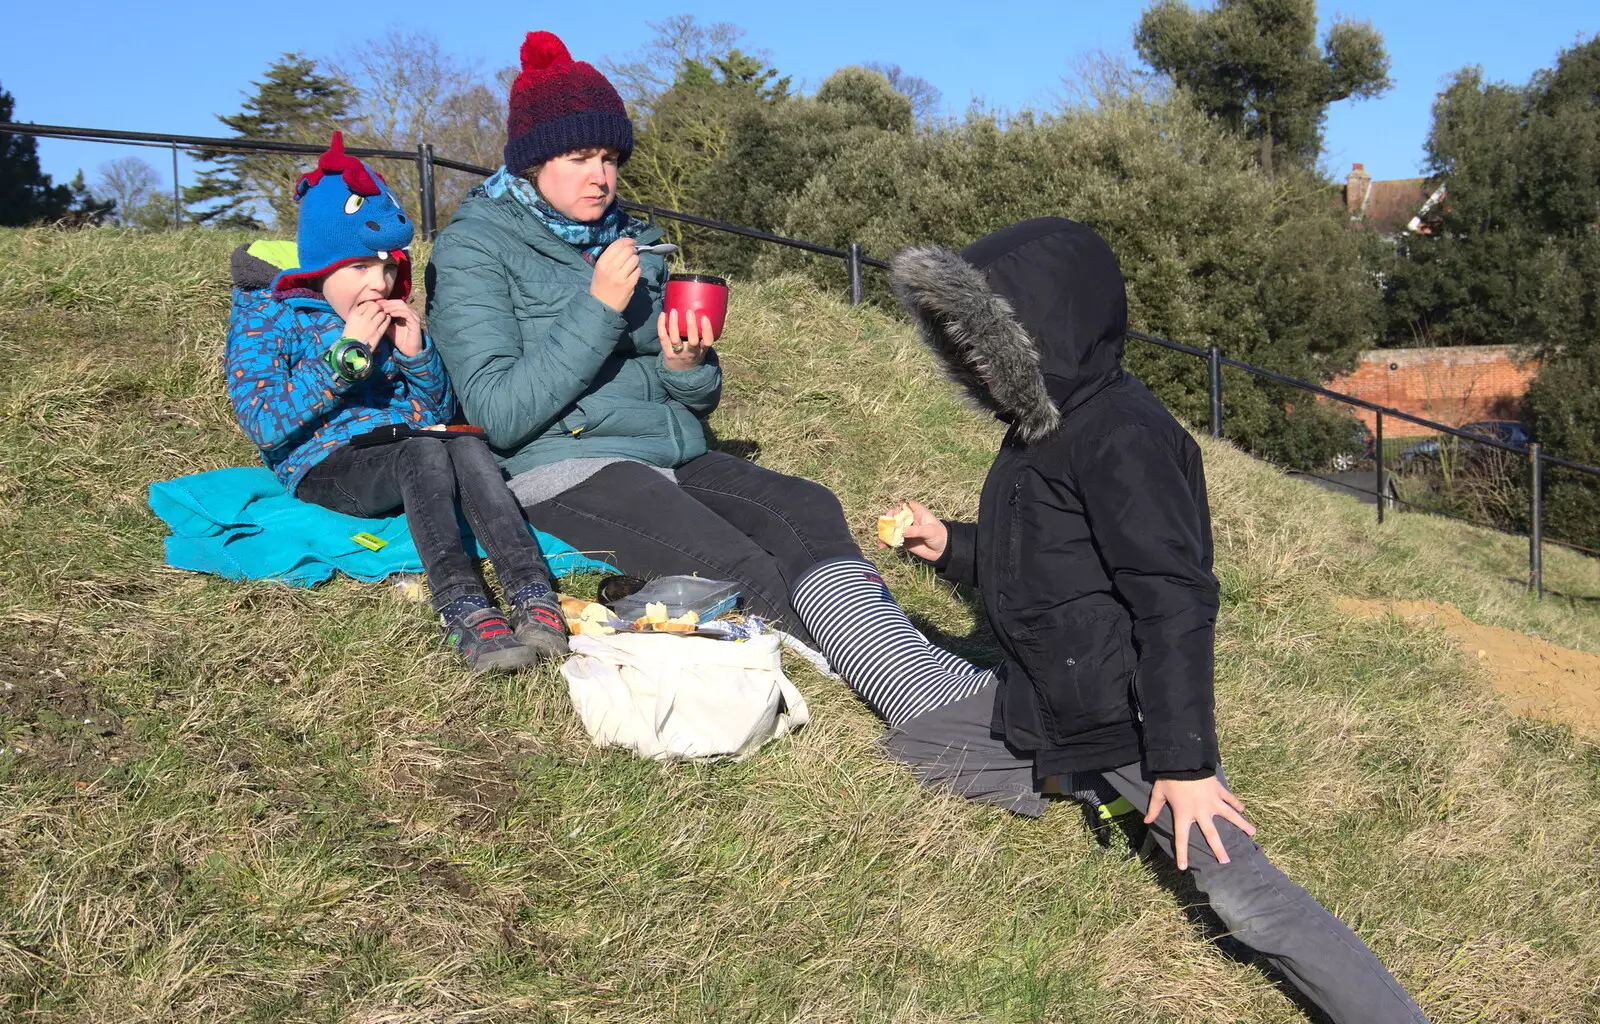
[1330,423,1377,472]
[1398,420,1531,466]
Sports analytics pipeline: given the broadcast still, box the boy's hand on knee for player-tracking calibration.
[1146,776,1255,870]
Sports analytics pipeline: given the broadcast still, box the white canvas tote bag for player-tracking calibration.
[560,631,810,760]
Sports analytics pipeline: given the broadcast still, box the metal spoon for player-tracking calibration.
[635,243,679,256]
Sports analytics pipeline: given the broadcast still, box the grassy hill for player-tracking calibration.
[2,227,1598,1024]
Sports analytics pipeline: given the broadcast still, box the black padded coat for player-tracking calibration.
[892,218,1221,779]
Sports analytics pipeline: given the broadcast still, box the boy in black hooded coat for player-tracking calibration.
[878,219,1427,1024]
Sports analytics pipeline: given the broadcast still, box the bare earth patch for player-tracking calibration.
[0,651,138,778]
[1338,597,1600,738]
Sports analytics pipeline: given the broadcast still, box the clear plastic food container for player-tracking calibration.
[609,576,742,622]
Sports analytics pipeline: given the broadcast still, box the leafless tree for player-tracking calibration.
[333,30,504,225]
[93,156,161,227]
[862,62,943,123]
[600,15,747,118]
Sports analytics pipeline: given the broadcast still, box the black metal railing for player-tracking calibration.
[1130,329,1600,593]
[0,122,892,287]
[6,120,1598,597]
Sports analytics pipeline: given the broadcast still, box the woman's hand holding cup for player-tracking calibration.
[661,274,728,368]
[590,238,641,313]
[657,307,714,370]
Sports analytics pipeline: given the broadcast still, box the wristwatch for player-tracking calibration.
[323,336,373,382]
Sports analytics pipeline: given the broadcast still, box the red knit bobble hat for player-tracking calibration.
[504,31,634,175]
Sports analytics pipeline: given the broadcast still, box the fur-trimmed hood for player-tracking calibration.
[890,218,1128,442]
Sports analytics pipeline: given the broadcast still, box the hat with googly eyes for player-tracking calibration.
[272,132,415,299]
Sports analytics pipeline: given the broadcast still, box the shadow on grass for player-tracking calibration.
[1501,577,1600,604]
[889,577,1345,1024]
[1090,814,1337,1024]
[703,424,762,463]
[905,599,1004,670]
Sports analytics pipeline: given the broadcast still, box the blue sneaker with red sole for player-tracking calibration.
[506,579,571,661]
[439,594,539,673]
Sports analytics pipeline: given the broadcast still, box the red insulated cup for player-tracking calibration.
[663,274,729,340]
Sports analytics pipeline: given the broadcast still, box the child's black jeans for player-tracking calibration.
[298,436,551,610]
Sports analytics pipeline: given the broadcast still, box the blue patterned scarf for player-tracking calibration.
[481,166,644,264]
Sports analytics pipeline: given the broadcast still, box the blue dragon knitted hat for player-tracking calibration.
[272,132,415,299]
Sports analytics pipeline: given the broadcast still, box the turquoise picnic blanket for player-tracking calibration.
[149,467,617,586]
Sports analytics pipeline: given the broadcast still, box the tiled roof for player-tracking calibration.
[1357,178,1431,234]
[1339,164,1436,235]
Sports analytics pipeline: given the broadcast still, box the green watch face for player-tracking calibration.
[341,344,371,374]
[327,338,373,381]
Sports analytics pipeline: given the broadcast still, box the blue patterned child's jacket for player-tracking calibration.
[224,257,455,494]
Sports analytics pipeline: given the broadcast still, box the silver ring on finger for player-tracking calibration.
[671,343,686,354]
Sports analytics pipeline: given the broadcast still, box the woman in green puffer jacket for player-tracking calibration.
[426,31,995,728]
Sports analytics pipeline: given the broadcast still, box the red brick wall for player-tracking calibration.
[1327,346,1540,437]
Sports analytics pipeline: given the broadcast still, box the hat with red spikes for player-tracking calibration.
[272,132,414,299]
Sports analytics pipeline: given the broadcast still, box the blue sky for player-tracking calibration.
[3,1,1595,199]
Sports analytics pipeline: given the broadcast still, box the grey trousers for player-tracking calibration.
[880,682,1428,1024]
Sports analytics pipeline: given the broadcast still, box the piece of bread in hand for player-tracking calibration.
[877,505,917,548]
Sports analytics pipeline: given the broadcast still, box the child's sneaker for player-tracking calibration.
[438,594,538,673]
[506,579,571,660]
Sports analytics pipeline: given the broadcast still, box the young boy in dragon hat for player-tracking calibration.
[876,219,1428,1023]
[224,133,569,672]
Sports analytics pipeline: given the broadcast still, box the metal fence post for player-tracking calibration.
[1530,442,1544,599]
[1208,346,1223,439]
[171,142,181,231]
[1374,411,1385,524]
[416,142,437,241]
[848,243,864,306]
